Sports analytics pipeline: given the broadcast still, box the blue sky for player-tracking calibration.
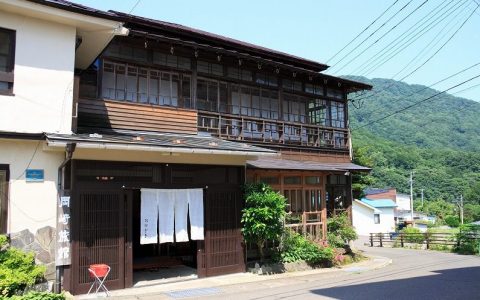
[76,0,480,102]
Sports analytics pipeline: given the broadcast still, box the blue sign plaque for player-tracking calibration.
[26,169,44,182]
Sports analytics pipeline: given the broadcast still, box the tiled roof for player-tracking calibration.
[45,132,276,155]
[247,157,371,172]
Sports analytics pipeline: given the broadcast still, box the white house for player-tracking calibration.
[352,198,397,235]
[0,0,127,281]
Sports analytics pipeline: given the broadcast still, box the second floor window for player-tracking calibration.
[331,101,345,128]
[0,27,15,95]
[101,61,191,108]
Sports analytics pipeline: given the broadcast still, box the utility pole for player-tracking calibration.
[459,195,464,225]
[421,189,424,207]
[410,171,414,223]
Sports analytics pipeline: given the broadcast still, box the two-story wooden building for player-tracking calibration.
[1,0,371,295]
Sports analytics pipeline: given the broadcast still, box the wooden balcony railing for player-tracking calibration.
[197,111,349,151]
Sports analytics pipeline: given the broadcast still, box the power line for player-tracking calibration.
[351,0,458,75]
[352,73,480,131]
[359,0,466,77]
[390,3,477,80]
[328,0,415,69]
[350,2,478,106]
[326,0,400,64]
[350,60,480,117]
[331,0,430,75]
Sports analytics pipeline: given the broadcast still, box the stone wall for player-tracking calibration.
[10,226,56,281]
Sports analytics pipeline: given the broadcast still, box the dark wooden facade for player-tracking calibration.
[70,16,370,294]
[66,160,244,294]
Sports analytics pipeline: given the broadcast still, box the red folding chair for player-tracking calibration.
[87,264,111,296]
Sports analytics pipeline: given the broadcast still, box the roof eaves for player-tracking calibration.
[109,10,330,72]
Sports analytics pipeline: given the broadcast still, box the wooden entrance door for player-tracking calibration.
[198,187,245,277]
[71,189,131,294]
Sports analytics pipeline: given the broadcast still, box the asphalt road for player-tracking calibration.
[200,246,480,300]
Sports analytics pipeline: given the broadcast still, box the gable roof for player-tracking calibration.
[361,198,397,208]
[353,199,381,213]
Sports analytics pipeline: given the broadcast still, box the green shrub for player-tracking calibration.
[444,215,460,228]
[455,224,480,255]
[400,227,425,243]
[241,184,286,261]
[7,291,65,300]
[327,213,357,248]
[0,235,46,297]
[275,230,334,265]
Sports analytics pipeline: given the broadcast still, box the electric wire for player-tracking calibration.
[325,0,400,64]
[352,73,480,131]
[358,0,466,77]
[351,0,457,75]
[328,0,415,69]
[331,0,430,75]
[351,1,478,104]
[350,61,480,118]
[390,3,477,80]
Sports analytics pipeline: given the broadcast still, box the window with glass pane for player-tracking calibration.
[259,176,279,185]
[240,87,251,115]
[126,66,138,102]
[153,51,191,70]
[115,64,126,100]
[231,85,241,115]
[138,68,148,103]
[305,189,321,212]
[181,76,191,108]
[308,99,328,125]
[219,83,228,113]
[305,83,323,96]
[305,176,322,185]
[197,79,219,111]
[148,70,160,104]
[331,101,345,128]
[283,95,307,122]
[256,72,277,87]
[227,66,253,81]
[283,79,302,92]
[327,88,344,99]
[102,62,115,99]
[197,60,223,76]
[285,189,303,213]
[284,176,301,185]
[0,28,15,94]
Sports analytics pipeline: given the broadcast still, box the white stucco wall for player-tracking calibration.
[0,10,76,134]
[0,139,63,233]
[352,202,396,235]
[396,194,411,211]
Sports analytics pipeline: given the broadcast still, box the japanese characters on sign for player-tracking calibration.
[56,196,71,266]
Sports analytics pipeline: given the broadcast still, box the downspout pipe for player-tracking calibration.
[55,143,76,293]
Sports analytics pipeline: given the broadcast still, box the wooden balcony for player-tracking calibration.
[197,111,349,151]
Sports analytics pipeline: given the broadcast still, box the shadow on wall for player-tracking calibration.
[310,266,480,300]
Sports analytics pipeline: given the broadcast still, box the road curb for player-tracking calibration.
[92,254,393,299]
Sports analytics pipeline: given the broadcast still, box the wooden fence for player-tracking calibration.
[369,231,480,251]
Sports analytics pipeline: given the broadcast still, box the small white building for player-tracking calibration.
[352,198,397,235]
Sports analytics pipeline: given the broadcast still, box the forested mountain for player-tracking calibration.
[346,77,480,222]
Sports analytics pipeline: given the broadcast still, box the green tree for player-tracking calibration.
[241,184,286,261]
[327,213,358,248]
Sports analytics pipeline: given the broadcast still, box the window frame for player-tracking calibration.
[0,164,9,234]
[374,213,380,224]
[0,27,16,96]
